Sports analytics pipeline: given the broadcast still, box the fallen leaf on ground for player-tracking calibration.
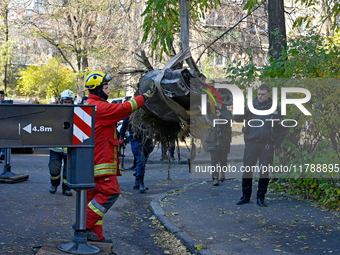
[194,244,203,250]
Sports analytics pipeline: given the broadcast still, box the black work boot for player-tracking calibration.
[139,176,146,193]
[62,189,73,196]
[86,230,99,241]
[62,184,72,196]
[236,197,250,205]
[98,237,113,243]
[257,197,267,207]
[49,185,58,194]
[72,224,98,241]
[133,177,140,190]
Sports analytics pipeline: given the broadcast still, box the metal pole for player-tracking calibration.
[5,148,10,164]
[75,190,87,230]
[58,148,99,254]
[1,148,15,177]
[0,147,29,182]
[58,189,100,254]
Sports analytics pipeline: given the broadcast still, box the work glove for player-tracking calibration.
[142,82,157,99]
[119,139,125,146]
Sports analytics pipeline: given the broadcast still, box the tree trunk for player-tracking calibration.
[77,54,88,102]
[268,0,287,61]
[74,48,87,103]
[180,0,190,50]
[179,0,199,71]
[1,7,9,93]
[322,0,334,37]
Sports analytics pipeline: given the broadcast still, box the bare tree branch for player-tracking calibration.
[118,69,147,74]
[196,4,262,64]
[135,50,154,71]
[29,22,77,72]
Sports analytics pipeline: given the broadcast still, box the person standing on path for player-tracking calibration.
[48,89,75,196]
[84,71,157,242]
[205,106,232,186]
[119,116,154,193]
[234,84,286,207]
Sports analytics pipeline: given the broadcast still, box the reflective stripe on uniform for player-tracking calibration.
[95,220,103,225]
[94,169,117,177]
[51,174,61,180]
[63,178,67,184]
[113,146,117,169]
[49,147,67,153]
[94,163,117,170]
[94,163,117,177]
[128,99,138,112]
[92,199,108,214]
[88,200,105,217]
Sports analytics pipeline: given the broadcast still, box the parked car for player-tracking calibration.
[107,97,125,104]
[74,95,88,104]
[1,99,35,154]
[11,148,35,154]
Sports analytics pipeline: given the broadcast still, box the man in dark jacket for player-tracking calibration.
[205,106,232,186]
[234,84,286,207]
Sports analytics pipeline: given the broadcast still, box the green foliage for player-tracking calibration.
[0,38,15,92]
[225,55,261,90]
[0,39,14,67]
[226,33,340,79]
[141,0,221,61]
[226,33,340,208]
[292,0,340,31]
[16,57,76,99]
[243,0,264,14]
[16,65,42,96]
[245,1,339,32]
[200,54,227,80]
[271,178,340,209]
[292,16,313,30]
[109,88,125,99]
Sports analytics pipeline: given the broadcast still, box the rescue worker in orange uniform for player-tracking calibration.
[84,71,157,243]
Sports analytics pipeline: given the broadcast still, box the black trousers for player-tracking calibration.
[242,142,274,199]
[48,150,68,189]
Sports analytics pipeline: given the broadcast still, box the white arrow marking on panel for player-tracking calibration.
[23,124,32,134]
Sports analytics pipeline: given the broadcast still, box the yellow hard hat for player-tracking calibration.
[85,71,112,90]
